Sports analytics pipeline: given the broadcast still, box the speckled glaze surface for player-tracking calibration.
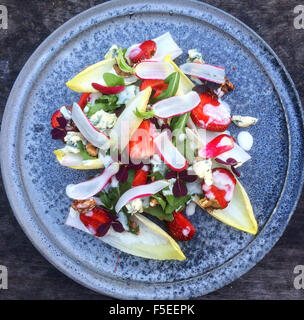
[1,0,304,299]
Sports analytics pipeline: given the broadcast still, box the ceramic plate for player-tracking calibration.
[1,0,304,299]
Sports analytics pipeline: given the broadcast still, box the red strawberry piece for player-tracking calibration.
[79,207,110,237]
[202,168,236,209]
[191,92,231,132]
[199,134,235,158]
[129,40,157,63]
[51,110,63,128]
[129,120,156,159]
[140,79,168,98]
[166,211,196,241]
[78,93,91,109]
[132,167,149,187]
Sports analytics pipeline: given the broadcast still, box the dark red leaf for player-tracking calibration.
[96,222,111,237]
[173,179,188,197]
[179,170,197,182]
[112,221,125,233]
[57,116,67,128]
[165,171,178,179]
[51,127,67,140]
[231,165,241,177]
[116,165,128,183]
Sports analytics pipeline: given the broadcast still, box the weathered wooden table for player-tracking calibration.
[0,0,303,300]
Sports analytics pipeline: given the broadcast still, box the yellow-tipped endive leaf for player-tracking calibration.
[66,208,186,261]
[195,179,258,234]
[164,55,195,94]
[54,149,104,170]
[66,58,116,93]
[110,86,152,151]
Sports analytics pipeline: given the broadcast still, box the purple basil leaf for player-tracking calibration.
[165,171,178,179]
[226,158,238,166]
[128,161,144,170]
[51,128,66,140]
[112,221,125,233]
[231,165,241,177]
[161,123,171,132]
[179,170,197,182]
[106,212,118,221]
[214,158,228,165]
[57,116,67,128]
[96,222,111,237]
[173,179,188,197]
[116,165,128,183]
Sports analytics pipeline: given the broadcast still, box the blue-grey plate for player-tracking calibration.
[1,0,304,299]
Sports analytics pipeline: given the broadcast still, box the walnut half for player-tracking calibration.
[72,199,96,214]
[86,142,98,157]
[199,197,221,210]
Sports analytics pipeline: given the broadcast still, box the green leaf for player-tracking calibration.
[144,205,174,222]
[99,192,112,209]
[151,72,180,104]
[151,194,167,211]
[77,141,97,160]
[149,171,165,181]
[117,47,135,74]
[133,108,155,120]
[165,195,191,215]
[103,72,125,87]
[119,169,136,195]
[85,94,121,117]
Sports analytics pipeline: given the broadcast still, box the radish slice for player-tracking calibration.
[199,134,234,158]
[135,61,174,80]
[153,91,200,119]
[72,102,110,149]
[154,131,187,171]
[115,180,169,213]
[125,32,183,64]
[66,162,119,200]
[91,83,125,95]
[180,63,226,84]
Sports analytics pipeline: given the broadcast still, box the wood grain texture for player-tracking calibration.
[0,0,303,300]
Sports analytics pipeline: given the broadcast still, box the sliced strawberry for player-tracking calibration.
[129,120,156,159]
[166,211,195,241]
[202,168,236,209]
[129,40,157,63]
[79,207,110,237]
[51,110,63,128]
[140,79,168,98]
[191,92,231,132]
[78,93,91,109]
[132,168,148,187]
[199,134,235,158]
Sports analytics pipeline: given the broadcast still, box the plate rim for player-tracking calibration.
[1,0,304,299]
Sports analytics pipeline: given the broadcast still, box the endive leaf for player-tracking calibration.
[195,179,258,234]
[54,149,104,170]
[163,55,195,95]
[110,87,152,151]
[66,59,116,93]
[66,208,186,261]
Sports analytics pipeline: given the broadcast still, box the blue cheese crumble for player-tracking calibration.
[89,110,117,131]
[63,132,86,153]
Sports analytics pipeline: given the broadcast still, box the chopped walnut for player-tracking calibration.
[72,198,96,214]
[149,198,158,207]
[199,197,221,210]
[151,176,156,182]
[221,77,235,95]
[129,220,140,235]
[86,142,98,157]
[113,63,133,77]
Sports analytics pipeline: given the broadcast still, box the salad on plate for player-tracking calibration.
[51,32,259,261]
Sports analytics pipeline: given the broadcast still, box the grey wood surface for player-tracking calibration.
[0,0,303,300]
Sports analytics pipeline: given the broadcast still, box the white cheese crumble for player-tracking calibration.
[89,109,117,131]
[232,115,258,128]
[64,132,86,153]
[162,178,176,196]
[237,131,253,151]
[117,85,139,105]
[104,44,119,60]
[193,159,213,186]
[187,49,204,63]
[151,154,167,176]
[125,198,144,215]
[98,149,112,168]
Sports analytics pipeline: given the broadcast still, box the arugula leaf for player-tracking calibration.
[151,72,180,104]
[149,171,165,181]
[119,169,136,195]
[99,187,120,213]
[117,47,135,74]
[77,141,97,160]
[133,108,155,119]
[164,194,191,215]
[85,94,120,117]
[151,194,167,211]
[103,72,125,87]
[144,205,174,222]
